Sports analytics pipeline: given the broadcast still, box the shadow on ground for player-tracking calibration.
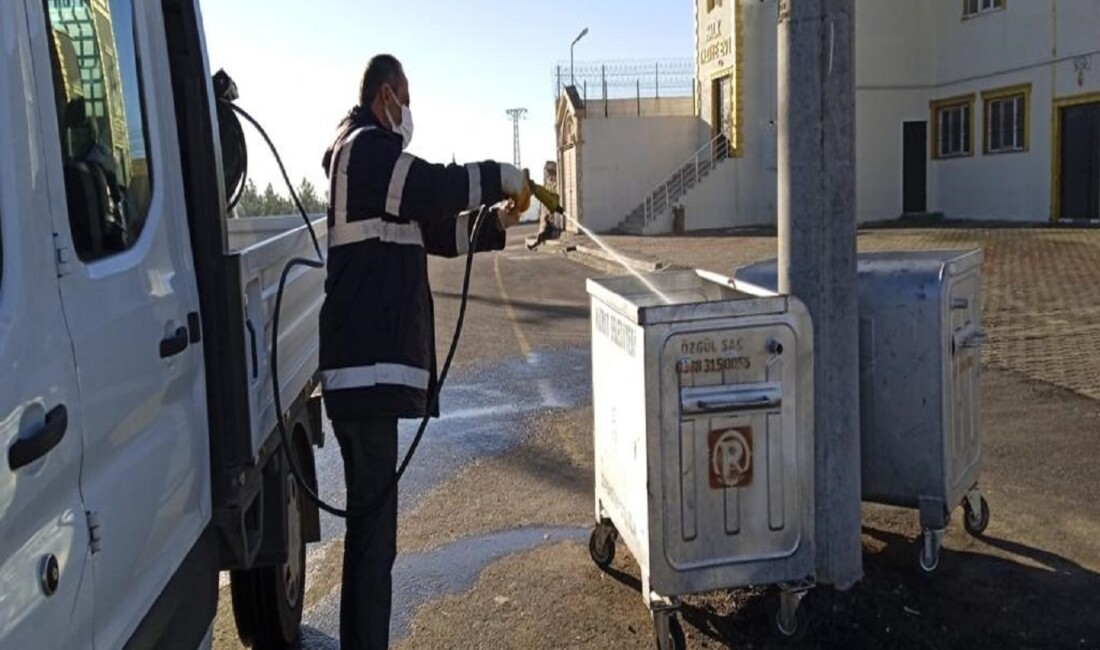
[598,525,1099,649]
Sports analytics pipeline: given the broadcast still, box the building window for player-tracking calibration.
[707,0,723,13]
[931,95,975,159]
[983,84,1030,154]
[964,0,1004,18]
[43,0,153,262]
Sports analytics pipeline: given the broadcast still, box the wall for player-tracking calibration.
[562,145,579,225]
[676,0,777,231]
[1057,0,1100,100]
[584,96,695,119]
[579,114,702,233]
[847,1,1100,223]
[696,0,739,143]
[922,2,1052,221]
[575,0,1100,230]
[854,1,1100,223]
[852,3,934,221]
[854,89,931,221]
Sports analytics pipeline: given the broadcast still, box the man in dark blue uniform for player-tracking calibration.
[319,54,531,649]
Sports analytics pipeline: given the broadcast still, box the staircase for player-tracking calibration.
[613,134,732,235]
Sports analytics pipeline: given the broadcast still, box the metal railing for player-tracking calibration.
[640,134,731,226]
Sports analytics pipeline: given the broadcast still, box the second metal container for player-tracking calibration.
[734,249,989,572]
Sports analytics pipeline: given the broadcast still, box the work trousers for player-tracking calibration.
[333,417,399,650]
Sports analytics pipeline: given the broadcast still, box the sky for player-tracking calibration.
[200,0,695,197]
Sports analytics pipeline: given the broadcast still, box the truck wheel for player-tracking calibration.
[231,455,307,648]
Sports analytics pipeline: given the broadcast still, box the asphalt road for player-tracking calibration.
[213,224,1100,649]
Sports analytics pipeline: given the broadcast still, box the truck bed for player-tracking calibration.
[227,214,327,462]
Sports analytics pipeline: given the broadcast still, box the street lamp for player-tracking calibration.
[571,27,589,87]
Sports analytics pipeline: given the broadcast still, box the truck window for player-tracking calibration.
[42,0,152,262]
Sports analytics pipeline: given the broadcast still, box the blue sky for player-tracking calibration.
[200,0,695,196]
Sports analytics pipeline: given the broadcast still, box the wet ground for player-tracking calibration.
[299,348,592,644]
[212,225,1100,649]
[212,229,597,647]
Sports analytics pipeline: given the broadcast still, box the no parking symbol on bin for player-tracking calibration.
[708,427,753,489]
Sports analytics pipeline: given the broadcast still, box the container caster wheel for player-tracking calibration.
[653,610,685,650]
[963,493,990,537]
[588,522,618,569]
[918,528,943,573]
[773,587,810,641]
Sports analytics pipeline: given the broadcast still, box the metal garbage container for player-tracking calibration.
[734,250,989,573]
[586,270,815,648]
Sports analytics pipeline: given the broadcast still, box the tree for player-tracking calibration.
[235,177,324,217]
[236,178,263,217]
[261,182,292,216]
[297,178,325,215]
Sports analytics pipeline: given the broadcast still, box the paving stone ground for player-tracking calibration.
[566,225,1100,401]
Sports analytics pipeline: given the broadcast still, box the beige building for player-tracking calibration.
[556,0,1100,234]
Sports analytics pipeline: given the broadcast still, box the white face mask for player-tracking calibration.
[385,101,414,150]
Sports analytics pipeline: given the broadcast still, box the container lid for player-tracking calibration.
[734,248,984,292]
[586,269,793,326]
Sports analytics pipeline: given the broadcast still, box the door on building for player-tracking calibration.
[713,75,732,158]
[1059,102,1100,220]
[903,121,928,214]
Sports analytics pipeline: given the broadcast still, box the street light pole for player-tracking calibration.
[571,27,589,87]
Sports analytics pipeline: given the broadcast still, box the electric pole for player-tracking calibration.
[505,108,528,168]
[777,0,862,588]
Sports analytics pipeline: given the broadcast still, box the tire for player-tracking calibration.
[588,523,617,569]
[653,614,686,650]
[963,495,990,537]
[917,540,940,574]
[773,592,810,642]
[231,452,307,648]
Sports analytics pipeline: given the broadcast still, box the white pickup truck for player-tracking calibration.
[1,1,327,647]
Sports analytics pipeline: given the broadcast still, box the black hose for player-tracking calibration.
[224,99,487,520]
[217,100,248,211]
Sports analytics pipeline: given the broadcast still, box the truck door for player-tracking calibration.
[0,1,93,647]
[26,0,213,646]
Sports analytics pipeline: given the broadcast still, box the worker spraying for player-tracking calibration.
[318,54,531,649]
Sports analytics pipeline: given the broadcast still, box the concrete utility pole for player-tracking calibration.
[505,108,528,168]
[777,0,862,588]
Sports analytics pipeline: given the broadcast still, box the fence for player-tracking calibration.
[553,59,695,105]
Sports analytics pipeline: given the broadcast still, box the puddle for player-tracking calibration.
[300,526,588,644]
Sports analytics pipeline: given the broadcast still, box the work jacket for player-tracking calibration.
[319,107,508,421]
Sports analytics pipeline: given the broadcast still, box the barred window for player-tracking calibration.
[935,102,972,158]
[985,90,1028,154]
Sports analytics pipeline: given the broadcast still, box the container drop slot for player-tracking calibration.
[681,383,783,415]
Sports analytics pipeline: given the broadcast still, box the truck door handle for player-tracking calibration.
[9,405,68,471]
[160,326,190,358]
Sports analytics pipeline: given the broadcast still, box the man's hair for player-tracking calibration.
[359,54,404,107]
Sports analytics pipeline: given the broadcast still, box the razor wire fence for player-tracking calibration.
[553,59,696,104]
